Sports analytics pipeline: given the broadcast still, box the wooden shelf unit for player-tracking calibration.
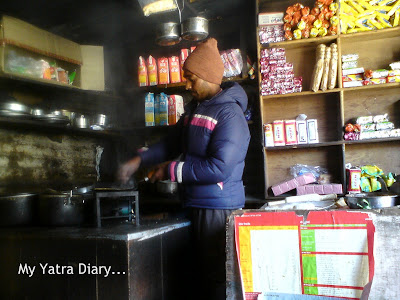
[256,0,400,198]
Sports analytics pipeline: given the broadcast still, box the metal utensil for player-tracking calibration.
[0,101,32,115]
[181,17,209,41]
[73,114,89,129]
[0,193,37,226]
[156,22,181,46]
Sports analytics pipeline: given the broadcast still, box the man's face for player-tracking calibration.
[183,69,210,102]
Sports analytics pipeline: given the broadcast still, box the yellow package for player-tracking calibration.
[357,13,377,23]
[368,18,384,28]
[341,1,359,16]
[360,176,372,192]
[393,10,400,25]
[377,14,393,27]
[361,165,384,177]
[356,20,375,29]
[378,0,397,6]
[388,0,400,16]
[359,0,374,10]
[349,0,366,14]
[369,177,381,192]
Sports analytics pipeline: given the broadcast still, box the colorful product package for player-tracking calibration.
[138,56,148,87]
[264,123,275,147]
[145,92,155,126]
[285,120,298,145]
[158,92,169,126]
[273,120,285,146]
[169,56,181,83]
[168,95,184,125]
[347,167,361,193]
[158,57,169,85]
[180,49,190,82]
[147,55,158,86]
[154,94,160,126]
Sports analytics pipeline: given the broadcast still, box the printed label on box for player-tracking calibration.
[273,120,285,146]
[285,120,298,145]
[158,57,169,85]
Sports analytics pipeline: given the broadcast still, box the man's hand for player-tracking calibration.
[149,161,171,183]
[117,156,142,184]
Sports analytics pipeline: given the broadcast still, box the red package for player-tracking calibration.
[180,49,189,82]
[169,56,181,84]
[158,57,169,85]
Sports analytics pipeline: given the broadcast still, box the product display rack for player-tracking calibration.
[256,0,400,198]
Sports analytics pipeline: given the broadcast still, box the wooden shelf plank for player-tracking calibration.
[261,88,341,100]
[264,137,400,151]
[0,116,120,138]
[339,27,400,42]
[265,141,343,150]
[344,137,400,145]
[261,35,338,50]
[341,82,400,92]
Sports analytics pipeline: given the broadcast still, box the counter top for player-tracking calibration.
[0,218,191,241]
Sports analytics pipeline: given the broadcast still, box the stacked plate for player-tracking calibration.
[0,101,32,118]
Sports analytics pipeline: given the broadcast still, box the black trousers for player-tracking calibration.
[188,208,236,300]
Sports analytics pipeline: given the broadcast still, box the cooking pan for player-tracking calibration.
[38,193,86,226]
[0,193,37,226]
[345,177,399,209]
[156,22,181,46]
[181,17,209,41]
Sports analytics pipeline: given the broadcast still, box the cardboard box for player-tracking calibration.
[307,119,319,143]
[168,95,184,125]
[80,45,104,91]
[273,120,285,146]
[284,120,297,145]
[271,173,317,196]
[158,57,169,85]
[169,56,180,83]
[296,120,308,144]
[258,12,284,26]
[145,92,155,126]
[263,123,274,147]
[0,15,105,90]
[158,92,169,126]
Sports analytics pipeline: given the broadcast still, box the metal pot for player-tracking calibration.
[38,193,86,226]
[181,17,209,41]
[73,114,89,129]
[345,193,399,209]
[0,193,37,226]
[92,114,108,127]
[156,22,181,46]
[156,180,178,194]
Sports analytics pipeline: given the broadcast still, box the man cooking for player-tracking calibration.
[118,37,250,299]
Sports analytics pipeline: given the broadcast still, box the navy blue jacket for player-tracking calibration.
[139,82,250,209]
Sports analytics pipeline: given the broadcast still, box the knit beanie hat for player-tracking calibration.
[183,38,224,85]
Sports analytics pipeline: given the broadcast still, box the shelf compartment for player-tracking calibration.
[339,27,400,43]
[342,86,400,125]
[265,35,338,50]
[265,141,343,150]
[264,145,343,196]
[344,141,400,176]
[261,92,342,143]
[340,29,400,71]
[0,116,120,138]
[262,89,341,100]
